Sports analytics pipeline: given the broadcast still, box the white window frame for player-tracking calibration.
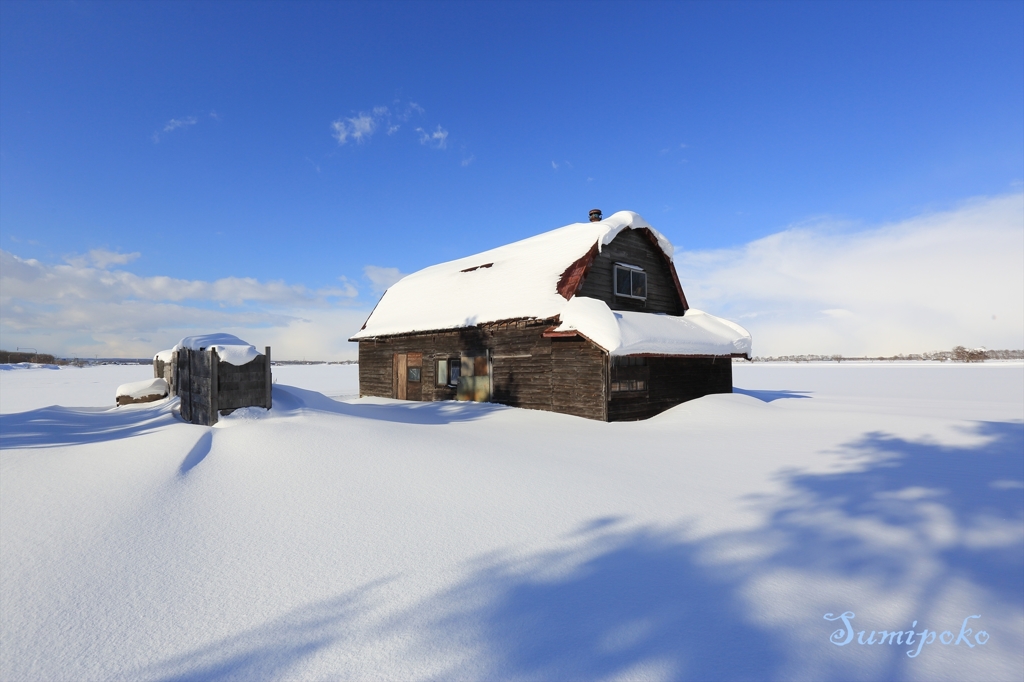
[614,263,647,300]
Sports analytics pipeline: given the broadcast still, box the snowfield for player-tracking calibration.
[1,362,1021,681]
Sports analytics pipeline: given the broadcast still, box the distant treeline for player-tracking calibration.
[0,350,60,364]
[270,360,357,366]
[749,347,1024,363]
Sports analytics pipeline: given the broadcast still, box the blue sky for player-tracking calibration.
[1,0,1022,359]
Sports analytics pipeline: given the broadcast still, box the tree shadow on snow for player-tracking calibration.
[413,420,1024,680]
[136,421,1023,681]
[763,420,1024,609]
[0,400,179,450]
[403,523,786,681]
[134,579,394,682]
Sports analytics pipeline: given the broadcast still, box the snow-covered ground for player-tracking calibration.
[1,362,1021,681]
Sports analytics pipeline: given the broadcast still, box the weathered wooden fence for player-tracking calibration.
[175,346,272,426]
[154,355,175,396]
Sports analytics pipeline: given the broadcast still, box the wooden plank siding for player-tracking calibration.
[608,356,733,421]
[175,347,272,425]
[153,355,176,397]
[358,323,733,421]
[575,228,685,315]
[551,337,608,420]
[358,319,607,420]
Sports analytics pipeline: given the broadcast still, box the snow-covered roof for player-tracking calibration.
[173,334,260,366]
[553,296,751,357]
[351,210,751,357]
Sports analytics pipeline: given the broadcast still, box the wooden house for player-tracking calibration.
[350,210,751,421]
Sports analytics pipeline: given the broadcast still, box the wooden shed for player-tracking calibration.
[351,210,751,421]
[156,335,272,426]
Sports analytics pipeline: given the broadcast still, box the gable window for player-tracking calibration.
[614,264,647,300]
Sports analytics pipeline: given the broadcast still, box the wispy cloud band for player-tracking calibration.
[676,193,1024,356]
[331,102,453,154]
[0,250,366,359]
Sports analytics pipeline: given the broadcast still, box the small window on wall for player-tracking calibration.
[614,264,647,300]
[436,358,460,387]
[407,367,421,382]
[611,355,648,393]
[611,379,646,392]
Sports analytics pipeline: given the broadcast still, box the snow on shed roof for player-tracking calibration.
[552,296,752,357]
[351,210,751,357]
[173,333,260,366]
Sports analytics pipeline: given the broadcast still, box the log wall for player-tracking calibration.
[361,326,734,421]
[358,319,608,420]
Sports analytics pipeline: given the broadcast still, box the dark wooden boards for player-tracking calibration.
[360,325,734,421]
[175,347,272,425]
[575,228,686,315]
[608,356,732,421]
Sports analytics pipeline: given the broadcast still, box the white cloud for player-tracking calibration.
[675,193,1024,356]
[461,154,475,167]
[0,252,367,359]
[551,161,558,170]
[1,252,358,306]
[415,125,448,150]
[164,116,197,133]
[331,114,377,145]
[152,116,198,142]
[64,248,141,269]
[330,103,458,155]
[363,265,408,293]
[331,101,430,145]
[336,276,359,298]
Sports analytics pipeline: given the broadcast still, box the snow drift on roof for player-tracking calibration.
[173,334,260,366]
[351,211,672,340]
[552,296,752,357]
[153,349,174,364]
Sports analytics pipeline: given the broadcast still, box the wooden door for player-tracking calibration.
[394,353,408,399]
[406,352,423,401]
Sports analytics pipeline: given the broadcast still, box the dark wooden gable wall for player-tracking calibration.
[574,229,686,315]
